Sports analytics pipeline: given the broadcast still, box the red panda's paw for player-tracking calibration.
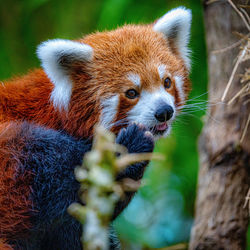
[112,124,154,218]
[115,123,154,181]
[115,123,154,155]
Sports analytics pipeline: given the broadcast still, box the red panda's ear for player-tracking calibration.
[37,39,93,110]
[153,7,192,70]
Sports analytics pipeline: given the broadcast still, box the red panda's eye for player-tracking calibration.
[125,89,139,99]
[164,77,172,89]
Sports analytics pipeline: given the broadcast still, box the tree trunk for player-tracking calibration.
[189,1,250,249]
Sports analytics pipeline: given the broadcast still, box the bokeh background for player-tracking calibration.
[0,0,209,248]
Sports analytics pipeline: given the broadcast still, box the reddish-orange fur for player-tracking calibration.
[81,25,190,124]
[0,24,190,138]
[0,123,33,238]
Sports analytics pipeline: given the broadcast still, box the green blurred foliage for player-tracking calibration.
[0,0,209,248]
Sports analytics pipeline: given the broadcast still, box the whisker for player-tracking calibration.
[178,91,209,105]
[105,118,129,129]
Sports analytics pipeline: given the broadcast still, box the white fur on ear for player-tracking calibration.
[37,39,93,110]
[153,7,192,69]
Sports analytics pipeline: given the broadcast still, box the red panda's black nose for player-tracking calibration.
[155,104,174,122]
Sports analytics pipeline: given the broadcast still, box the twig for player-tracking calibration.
[227,82,249,105]
[221,45,248,101]
[243,99,250,105]
[240,7,250,24]
[240,113,250,143]
[238,4,250,9]
[206,0,220,5]
[68,125,163,250]
[243,188,250,215]
[233,30,250,40]
[119,178,142,192]
[240,67,250,83]
[116,152,164,169]
[212,33,249,54]
[227,0,250,31]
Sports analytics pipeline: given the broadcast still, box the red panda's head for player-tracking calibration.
[37,7,192,139]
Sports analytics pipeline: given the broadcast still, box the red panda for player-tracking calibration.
[0,7,192,250]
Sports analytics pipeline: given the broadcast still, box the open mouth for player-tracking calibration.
[150,122,168,136]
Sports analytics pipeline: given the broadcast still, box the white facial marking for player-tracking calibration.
[127,73,141,87]
[174,75,185,104]
[158,64,166,80]
[100,95,119,128]
[127,86,176,138]
[37,39,93,110]
[153,7,192,70]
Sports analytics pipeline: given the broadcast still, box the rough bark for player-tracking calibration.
[189,1,250,249]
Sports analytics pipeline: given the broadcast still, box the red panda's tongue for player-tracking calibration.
[156,122,168,131]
